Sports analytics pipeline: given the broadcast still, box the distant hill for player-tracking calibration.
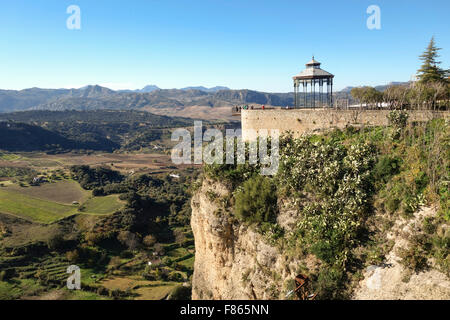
[180,86,230,93]
[341,82,410,93]
[135,85,161,93]
[0,121,119,152]
[119,85,229,93]
[0,82,409,115]
[0,110,198,152]
[374,82,411,91]
[74,85,116,96]
[0,86,290,113]
[0,88,69,113]
[0,109,193,126]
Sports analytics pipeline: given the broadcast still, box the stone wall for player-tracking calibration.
[241,109,449,141]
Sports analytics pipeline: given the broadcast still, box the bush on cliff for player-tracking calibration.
[234,175,277,224]
[279,136,377,267]
[201,117,449,298]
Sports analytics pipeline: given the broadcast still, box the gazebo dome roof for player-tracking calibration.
[293,56,334,80]
[305,57,321,66]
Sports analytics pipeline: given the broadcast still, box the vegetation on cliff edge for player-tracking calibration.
[204,114,449,299]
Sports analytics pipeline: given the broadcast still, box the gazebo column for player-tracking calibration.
[327,80,331,106]
[330,79,333,107]
[294,81,298,108]
[319,79,323,107]
[304,81,307,108]
[307,80,311,108]
[303,80,308,108]
[313,80,316,109]
[305,81,307,108]
[298,81,305,108]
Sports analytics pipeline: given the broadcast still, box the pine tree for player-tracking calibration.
[417,37,448,84]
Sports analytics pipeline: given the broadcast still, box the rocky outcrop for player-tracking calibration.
[353,207,450,300]
[191,179,450,300]
[191,179,305,300]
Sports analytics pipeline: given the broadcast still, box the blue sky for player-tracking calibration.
[0,0,449,92]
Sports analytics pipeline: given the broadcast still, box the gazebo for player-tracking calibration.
[293,57,334,108]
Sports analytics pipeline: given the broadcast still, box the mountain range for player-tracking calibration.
[0,82,408,119]
[0,85,292,114]
[119,85,230,93]
[340,82,410,93]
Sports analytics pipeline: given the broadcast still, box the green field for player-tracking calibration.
[0,281,23,300]
[178,256,195,269]
[100,277,181,300]
[134,283,179,300]
[0,152,21,161]
[65,289,112,300]
[7,180,90,204]
[0,186,123,223]
[0,189,77,223]
[80,195,123,215]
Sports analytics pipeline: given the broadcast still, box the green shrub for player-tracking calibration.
[167,271,184,282]
[281,137,376,266]
[66,250,80,263]
[162,256,173,267]
[414,171,429,193]
[398,245,429,273]
[169,285,192,300]
[46,229,65,251]
[423,217,437,234]
[92,188,105,196]
[203,138,266,186]
[260,223,284,243]
[432,235,450,276]
[373,156,401,185]
[385,197,400,213]
[143,235,157,247]
[234,175,277,224]
[119,250,133,259]
[398,233,431,273]
[438,183,449,220]
[388,110,409,129]
[313,266,348,300]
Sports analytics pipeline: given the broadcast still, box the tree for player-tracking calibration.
[364,87,383,108]
[384,85,410,109]
[235,175,277,224]
[143,234,157,247]
[168,285,192,300]
[117,230,140,250]
[66,250,80,263]
[350,88,364,106]
[47,228,65,251]
[351,87,383,109]
[417,37,448,84]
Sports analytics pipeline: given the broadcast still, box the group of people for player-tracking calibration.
[233,105,298,112]
[234,105,265,112]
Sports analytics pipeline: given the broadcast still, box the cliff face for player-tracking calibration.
[191,179,450,300]
[353,206,450,300]
[190,179,307,300]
